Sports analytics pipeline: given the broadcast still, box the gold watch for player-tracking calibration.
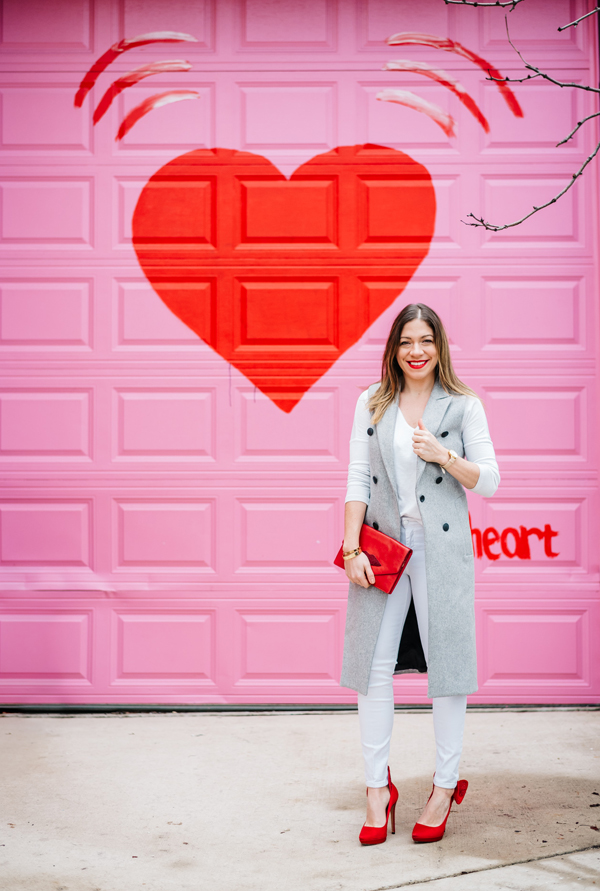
[440,449,458,473]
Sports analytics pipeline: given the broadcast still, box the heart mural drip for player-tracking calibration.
[76,31,522,411]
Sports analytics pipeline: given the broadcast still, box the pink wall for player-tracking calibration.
[0,0,598,704]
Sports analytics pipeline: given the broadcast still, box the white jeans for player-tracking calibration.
[357,518,467,789]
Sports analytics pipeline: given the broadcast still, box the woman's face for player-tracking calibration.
[396,318,438,383]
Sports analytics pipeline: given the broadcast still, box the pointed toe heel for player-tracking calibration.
[411,779,468,844]
[359,767,399,846]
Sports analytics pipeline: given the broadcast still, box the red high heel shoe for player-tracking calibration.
[359,767,399,846]
[411,779,468,843]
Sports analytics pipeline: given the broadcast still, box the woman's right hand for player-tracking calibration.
[345,551,376,588]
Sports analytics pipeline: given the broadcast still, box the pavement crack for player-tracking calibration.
[367,843,600,891]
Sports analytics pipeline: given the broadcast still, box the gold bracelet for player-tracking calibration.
[342,547,362,561]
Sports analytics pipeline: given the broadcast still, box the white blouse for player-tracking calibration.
[345,390,500,518]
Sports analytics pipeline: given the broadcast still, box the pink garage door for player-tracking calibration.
[0,0,598,704]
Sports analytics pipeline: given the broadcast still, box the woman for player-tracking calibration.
[340,303,499,846]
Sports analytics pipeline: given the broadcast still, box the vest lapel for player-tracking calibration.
[416,380,452,484]
[375,394,398,494]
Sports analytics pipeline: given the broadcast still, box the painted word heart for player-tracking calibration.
[132,144,435,412]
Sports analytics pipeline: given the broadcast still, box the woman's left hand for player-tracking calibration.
[412,419,448,465]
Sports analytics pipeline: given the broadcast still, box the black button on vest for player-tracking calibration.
[441,431,449,438]
[420,495,425,502]
[372,521,379,531]
[372,476,378,484]
[443,523,449,531]
[367,427,374,436]
[436,476,443,484]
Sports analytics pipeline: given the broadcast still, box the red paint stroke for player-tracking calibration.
[116,90,200,141]
[376,88,455,137]
[74,32,197,108]
[93,60,192,124]
[386,33,524,118]
[469,516,559,560]
[383,60,490,133]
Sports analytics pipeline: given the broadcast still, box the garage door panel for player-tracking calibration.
[0,0,93,51]
[480,382,591,464]
[0,501,93,567]
[233,386,340,463]
[480,75,589,156]
[0,177,94,250]
[0,609,93,683]
[0,389,92,460]
[0,82,93,154]
[113,388,216,462]
[110,609,216,685]
[114,499,216,571]
[238,83,337,150]
[121,0,215,51]
[481,274,588,353]
[234,494,341,575]
[481,173,586,250]
[113,278,207,350]
[477,601,597,696]
[233,608,340,683]
[116,84,215,154]
[0,278,93,351]
[481,0,585,53]
[357,0,450,53]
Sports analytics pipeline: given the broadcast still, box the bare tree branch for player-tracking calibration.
[443,0,523,7]
[489,18,600,92]
[488,69,600,94]
[463,139,600,231]
[444,0,599,30]
[557,111,600,147]
[558,6,600,32]
[439,5,600,230]
[486,69,600,93]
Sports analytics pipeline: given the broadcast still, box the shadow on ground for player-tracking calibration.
[334,770,600,860]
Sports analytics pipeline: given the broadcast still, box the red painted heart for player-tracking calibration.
[132,144,435,412]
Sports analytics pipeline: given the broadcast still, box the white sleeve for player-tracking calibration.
[461,397,500,498]
[345,390,371,505]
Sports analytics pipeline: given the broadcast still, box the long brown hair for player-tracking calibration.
[368,303,478,424]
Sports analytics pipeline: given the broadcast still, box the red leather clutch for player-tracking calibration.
[334,524,412,595]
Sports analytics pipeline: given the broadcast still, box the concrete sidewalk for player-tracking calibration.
[0,708,598,891]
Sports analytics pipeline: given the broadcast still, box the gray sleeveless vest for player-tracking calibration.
[340,380,478,699]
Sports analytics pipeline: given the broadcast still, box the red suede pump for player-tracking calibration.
[411,779,468,843]
[359,767,399,846]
